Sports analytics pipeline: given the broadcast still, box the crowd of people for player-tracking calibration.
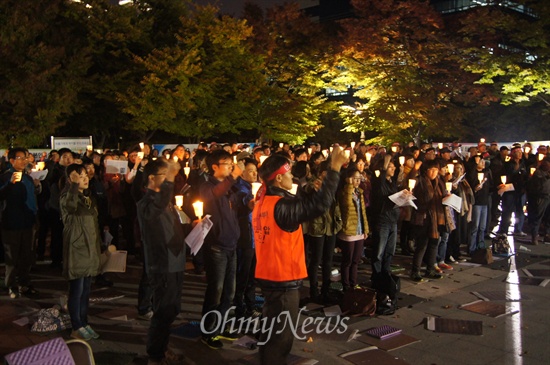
[0,138,549,365]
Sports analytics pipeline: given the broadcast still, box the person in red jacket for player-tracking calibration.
[253,147,347,365]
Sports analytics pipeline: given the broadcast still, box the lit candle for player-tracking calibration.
[399,156,405,165]
[173,156,178,162]
[438,143,443,150]
[279,142,283,148]
[308,148,312,155]
[192,201,203,220]
[445,182,452,192]
[477,172,484,182]
[166,154,170,159]
[501,175,507,184]
[183,167,190,177]
[525,146,531,154]
[447,163,454,174]
[350,141,356,149]
[505,156,511,162]
[344,150,351,159]
[139,142,144,150]
[374,170,380,177]
[538,153,544,161]
[322,150,328,158]
[290,183,298,195]
[251,182,262,197]
[259,155,268,164]
[137,152,144,159]
[408,179,416,190]
[329,146,333,153]
[175,195,183,208]
[366,152,372,163]
[233,155,237,164]
[86,145,93,151]
[391,146,398,153]
[480,138,485,143]
[36,162,45,171]
[530,167,536,175]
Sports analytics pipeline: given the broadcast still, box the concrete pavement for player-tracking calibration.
[1,234,550,365]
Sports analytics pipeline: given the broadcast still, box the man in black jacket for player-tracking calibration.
[137,158,190,365]
[253,147,347,365]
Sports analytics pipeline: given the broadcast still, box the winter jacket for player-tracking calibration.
[60,183,101,280]
[338,184,369,237]
[137,181,188,274]
[302,178,342,237]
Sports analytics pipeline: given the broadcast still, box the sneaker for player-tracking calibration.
[138,310,154,320]
[438,262,453,271]
[433,264,443,274]
[410,272,424,282]
[71,327,93,341]
[424,271,443,279]
[218,329,239,341]
[9,288,19,299]
[20,286,39,298]
[448,256,457,263]
[84,325,99,339]
[202,336,223,349]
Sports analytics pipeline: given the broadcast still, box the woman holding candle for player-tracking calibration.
[410,159,446,281]
[466,159,491,255]
[526,159,550,245]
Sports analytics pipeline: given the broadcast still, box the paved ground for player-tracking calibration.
[1,234,550,365]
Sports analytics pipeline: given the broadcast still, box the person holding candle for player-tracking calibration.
[410,159,447,281]
[466,158,492,255]
[136,157,192,365]
[199,150,243,349]
[498,145,528,236]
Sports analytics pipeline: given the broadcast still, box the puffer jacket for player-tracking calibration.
[338,184,369,236]
[60,183,101,280]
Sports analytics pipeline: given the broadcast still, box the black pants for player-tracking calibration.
[2,228,34,289]
[234,246,256,315]
[259,287,300,365]
[306,234,336,297]
[147,271,184,361]
[527,194,550,237]
[412,223,438,274]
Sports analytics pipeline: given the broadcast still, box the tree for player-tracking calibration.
[458,1,550,114]
[331,0,496,145]
[120,3,265,141]
[243,2,340,145]
[0,0,91,147]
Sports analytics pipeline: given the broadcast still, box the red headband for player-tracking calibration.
[266,163,291,182]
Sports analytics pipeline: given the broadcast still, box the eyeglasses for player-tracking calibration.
[14,156,28,161]
[217,162,233,166]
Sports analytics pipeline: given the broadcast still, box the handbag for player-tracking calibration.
[340,287,376,316]
[470,248,493,265]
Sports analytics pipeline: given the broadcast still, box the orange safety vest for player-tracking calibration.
[253,195,307,282]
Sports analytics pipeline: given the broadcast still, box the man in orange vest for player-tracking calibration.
[253,147,347,365]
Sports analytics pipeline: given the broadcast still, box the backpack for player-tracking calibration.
[492,234,511,255]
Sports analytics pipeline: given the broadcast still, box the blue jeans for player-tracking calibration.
[201,246,237,336]
[469,205,488,253]
[68,277,92,330]
[372,222,397,275]
[437,231,449,263]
